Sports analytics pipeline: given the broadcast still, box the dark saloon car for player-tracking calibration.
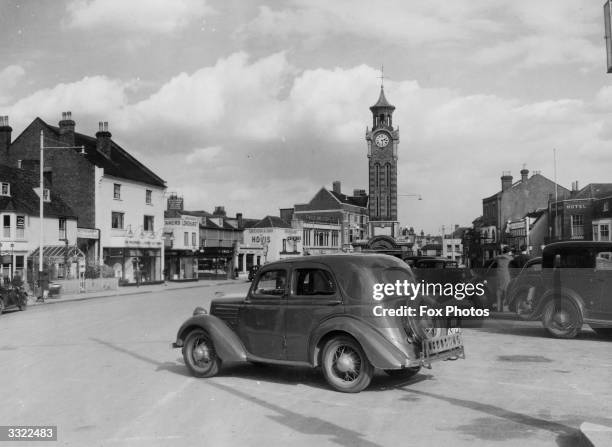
[533,241,612,338]
[173,254,465,393]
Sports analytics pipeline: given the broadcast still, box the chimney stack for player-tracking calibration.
[0,115,12,154]
[236,213,243,228]
[332,181,341,194]
[213,206,226,217]
[520,166,529,182]
[96,121,112,158]
[501,171,513,192]
[59,111,75,146]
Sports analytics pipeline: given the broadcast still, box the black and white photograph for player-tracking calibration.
[1,0,612,446]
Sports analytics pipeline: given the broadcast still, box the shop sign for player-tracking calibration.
[77,227,100,239]
[251,235,271,244]
[199,247,234,257]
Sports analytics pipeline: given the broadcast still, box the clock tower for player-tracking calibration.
[365,85,399,238]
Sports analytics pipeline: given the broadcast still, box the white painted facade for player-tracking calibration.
[244,227,302,263]
[96,170,166,283]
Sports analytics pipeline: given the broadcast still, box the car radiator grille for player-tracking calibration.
[212,305,240,329]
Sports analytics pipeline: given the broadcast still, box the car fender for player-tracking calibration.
[176,315,247,363]
[533,287,586,320]
[310,316,413,370]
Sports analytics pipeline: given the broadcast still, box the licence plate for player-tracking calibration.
[420,332,465,368]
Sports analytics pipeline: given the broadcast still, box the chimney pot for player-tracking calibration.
[332,181,341,194]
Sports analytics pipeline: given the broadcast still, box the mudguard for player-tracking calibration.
[310,317,416,370]
[533,287,586,320]
[175,314,248,363]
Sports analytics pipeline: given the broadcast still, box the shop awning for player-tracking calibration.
[29,245,85,262]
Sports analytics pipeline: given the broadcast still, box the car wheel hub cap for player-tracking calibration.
[336,353,356,373]
[193,344,210,362]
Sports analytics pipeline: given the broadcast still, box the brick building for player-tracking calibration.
[0,113,167,284]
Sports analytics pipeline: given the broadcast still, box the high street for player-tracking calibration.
[0,282,610,447]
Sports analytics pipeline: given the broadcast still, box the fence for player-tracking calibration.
[53,277,119,295]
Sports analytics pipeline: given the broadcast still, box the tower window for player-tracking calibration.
[386,164,391,188]
[375,164,380,188]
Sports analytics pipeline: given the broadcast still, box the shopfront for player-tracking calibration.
[196,246,234,279]
[165,249,198,280]
[103,246,162,285]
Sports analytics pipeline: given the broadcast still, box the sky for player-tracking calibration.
[1,0,612,234]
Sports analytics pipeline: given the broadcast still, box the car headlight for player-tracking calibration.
[193,307,207,316]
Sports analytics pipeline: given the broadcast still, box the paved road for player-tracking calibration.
[0,282,610,447]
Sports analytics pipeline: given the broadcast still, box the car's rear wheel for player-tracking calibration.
[321,336,372,393]
[384,366,421,380]
[542,297,582,339]
[182,329,221,378]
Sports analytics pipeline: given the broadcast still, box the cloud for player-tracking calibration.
[5,52,612,231]
[0,65,26,104]
[66,0,213,34]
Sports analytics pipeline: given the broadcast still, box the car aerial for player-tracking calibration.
[172,254,465,393]
[529,241,612,338]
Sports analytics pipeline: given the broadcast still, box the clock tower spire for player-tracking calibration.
[366,80,399,238]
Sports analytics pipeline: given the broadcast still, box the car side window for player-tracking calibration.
[294,269,336,296]
[595,251,612,271]
[253,270,287,296]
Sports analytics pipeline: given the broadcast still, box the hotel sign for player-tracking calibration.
[77,228,100,239]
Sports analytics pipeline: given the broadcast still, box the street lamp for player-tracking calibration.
[38,130,84,299]
[10,242,14,281]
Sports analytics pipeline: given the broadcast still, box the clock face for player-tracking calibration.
[375,133,389,148]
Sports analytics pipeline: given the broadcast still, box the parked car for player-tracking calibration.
[247,265,260,282]
[505,257,542,318]
[0,285,28,314]
[172,254,465,392]
[529,241,612,338]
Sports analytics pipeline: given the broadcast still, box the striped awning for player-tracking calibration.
[29,245,85,261]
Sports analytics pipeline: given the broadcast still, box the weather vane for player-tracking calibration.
[378,64,384,88]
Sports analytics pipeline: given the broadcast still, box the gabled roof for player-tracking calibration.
[253,215,291,229]
[14,117,166,188]
[574,183,612,199]
[0,164,76,218]
[329,190,368,208]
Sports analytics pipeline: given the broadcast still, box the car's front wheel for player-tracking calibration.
[321,336,373,393]
[182,329,221,378]
[541,297,582,339]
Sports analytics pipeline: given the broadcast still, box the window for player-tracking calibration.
[294,269,336,296]
[59,218,67,240]
[253,270,287,296]
[595,251,612,271]
[601,224,610,241]
[146,189,152,205]
[1,182,10,196]
[192,232,196,246]
[43,170,52,186]
[593,224,599,241]
[16,215,25,239]
[43,189,50,202]
[184,232,189,246]
[570,215,584,238]
[386,164,391,188]
[143,215,154,232]
[111,212,124,229]
[3,215,10,237]
[113,183,121,200]
[375,164,380,187]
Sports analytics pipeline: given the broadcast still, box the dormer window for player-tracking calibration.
[43,188,50,202]
[1,182,10,196]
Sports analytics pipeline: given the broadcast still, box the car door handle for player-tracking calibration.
[325,300,342,306]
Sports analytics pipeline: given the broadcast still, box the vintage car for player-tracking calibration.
[530,241,612,338]
[0,285,28,314]
[505,257,542,317]
[172,254,465,392]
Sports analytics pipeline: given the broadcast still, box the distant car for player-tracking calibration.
[247,265,260,282]
[505,257,542,317]
[0,285,28,314]
[172,254,465,393]
[529,241,612,338]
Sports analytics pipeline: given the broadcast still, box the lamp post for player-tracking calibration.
[39,130,84,299]
[10,242,14,281]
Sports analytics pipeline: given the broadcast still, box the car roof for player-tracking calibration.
[544,241,612,250]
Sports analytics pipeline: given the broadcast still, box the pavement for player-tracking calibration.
[27,278,249,306]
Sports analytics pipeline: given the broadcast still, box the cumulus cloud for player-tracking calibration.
[66,0,213,34]
[0,65,26,104]
[4,52,612,230]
